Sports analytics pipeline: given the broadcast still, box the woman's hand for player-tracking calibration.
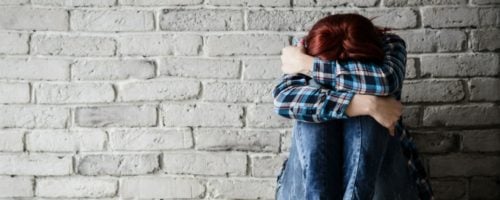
[346,94,403,136]
[280,39,314,75]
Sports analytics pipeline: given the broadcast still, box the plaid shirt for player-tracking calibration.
[273,33,434,200]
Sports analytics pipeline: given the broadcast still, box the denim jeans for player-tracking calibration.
[275,116,419,200]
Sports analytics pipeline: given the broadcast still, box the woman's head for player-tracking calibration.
[304,13,391,63]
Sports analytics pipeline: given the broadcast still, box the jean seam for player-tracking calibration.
[345,118,362,200]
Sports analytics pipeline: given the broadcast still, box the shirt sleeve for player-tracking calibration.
[272,73,355,122]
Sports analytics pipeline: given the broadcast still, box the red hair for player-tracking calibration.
[304,13,392,64]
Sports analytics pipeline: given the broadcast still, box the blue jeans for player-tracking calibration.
[275,116,419,200]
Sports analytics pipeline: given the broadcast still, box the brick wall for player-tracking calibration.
[0,0,498,199]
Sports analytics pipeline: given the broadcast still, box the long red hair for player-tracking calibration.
[303,13,391,64]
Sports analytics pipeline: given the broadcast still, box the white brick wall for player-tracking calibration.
[0,0,498,199]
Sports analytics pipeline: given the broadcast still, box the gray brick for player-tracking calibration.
[0,58,70,81]
[479,8,500,27]
[75,105,157,127]
[72,59,156,80]
[0,176,33,197]
[0,106,69,128]
[31,34,116,56]
[242,58,282,80]
[203,81,274,103]
[119,0,203,6]
[0,82,30,103]
[401,106,421,128]
[0,7,68,31]
[471,29,500,51]
[207,0,290,6]
[0,130,24,152]
[405,58,418,79]
[462,129,500,152]
[32,0,116,6]
[120,176,205,199]
[71,10,154,31]
[246,104,293,128]
[421,53,499,77]
[206,178,276,199]
[77,153,159,175]
[118,34,202,56]
[294,0,378,7]
[0,32,29,55]
[411,131,460,153]
[384,0,467,6]
[429,154,500,177]
[207,34,289,56]
[0,0,29,5]
[250,154,287,177]
[26,129,106,152]
[401,79,464,103]
[422,7,479,28]
[469,78,500,101]
[163,151,247,176]
[423,104,500,127]
[430,179,466,200]
[395,29,466,53]
[35,82,114,104]
[470,177,500,200]
[109,128,193,150]
[160,9,243,31]
[36,177,117,198]
[163,103,243,127]
[360,8,418,29]
[160,57,240,79]
[194,128,281,152]
[281,130,292,152]
[0,154,72,175]
[248,10,327,31]
[118,79,199,102]
[472,0,500,5]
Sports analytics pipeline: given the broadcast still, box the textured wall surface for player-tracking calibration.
[0,0,499,199]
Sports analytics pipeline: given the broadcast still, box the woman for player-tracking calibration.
[273,14,434,200]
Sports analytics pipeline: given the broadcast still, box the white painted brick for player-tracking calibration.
[0,106,69,128]
[0,32,29,54]
[75,105,157,127]
[160,57,240,79]
[0,130,24,152]
[423,104,500,127]
[469,78,500,101]
[472,29,500,51]
[203,81,274,103]
[109,128,193,150]
[32,0,116,6]
[473,0,500,4]
[72,59,155,80]
[395,29,466,53]
[117,34,202,56]
[248,10,327,31]
[162,103,243,127]
[422,7,479,28]
[162,151,247,176]
[0,82,30,103]
[36,177,117,198]
[0,153,72,175]
[0,0,29,5]
[160,9,243,31]
[401,80,464,103]
[120,176,205,198]
[194,128,281,152]
[31,34,116,56]
[294,0,377,6]
[246,104,293,128]
[77,153,159,175]
[243,58,282,80]
[0,58,70,81]
[361,8,418,29]
[26,129,106,152]
[35,82,114,104]
[0,7,68,31]
[71,10,154,32]
[421,53,499,77]
[250,154,288,177]
[117,79,200,101]
[0,176,33,197]
[206,178,276,199]
[384,0,467,6]
[281,130,292,152]
[119,0,203,6]
[479,8,500,27]
[405,58,418,79]
[207,34,289,56]
[207,0,290,6]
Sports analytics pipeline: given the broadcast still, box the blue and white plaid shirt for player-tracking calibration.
[273,33,434,200]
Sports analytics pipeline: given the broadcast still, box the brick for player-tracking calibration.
[32,0,116,6]
[420,53,499,77]
[243,58,282,80]
[206,178,275,199]
[0,82,30,103]
[360,8,418,29]
[35,82,114,104]
[411,131,460,153]
[384,0,467,6]
[163,103,243,127]
[31,34,116,56]
[0,32,29,54]
[479,8,500,27]
[75,105,157,127]
[160,9,243,31]
[36,177,117,198]
[117,80,200,101]
[405,58,417,79]
[207,0,290,6]
[120,176,205,198]
[281,130,292,152]
[422,7,479,28]
[118,34,201,56]
[469,78,500,101]
[0,176,33,197]
[401,106,421,128]
[0,0,29,5]
[248,10,327,31]
[194,128,281,152]
[394,29,466,53]
[119,0,203,6]
[77,154,159,175]
[160,57,240,79]
[109,128,193,150]
[462,130,500,152]
[207,34,289,56]
[294,0,378,7]
[423,104,500,127]
[0,7,68,31]
[0,130,24,152]
[401,79,464,103]
[472,0,500,4]
[72,59,155,80]
[0,58,70,80]
[0,106,69,128]
[430,179,466,200]
[471,29,500,51]
[429,154,500,177]
[250,154,287,177]
[163,151,247,176]
[0,153,72,175]
[203,81,274,103]
[26,129,106,152]
[470,177,500,199]
[71,10,154,32]
[246,104,293,128]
